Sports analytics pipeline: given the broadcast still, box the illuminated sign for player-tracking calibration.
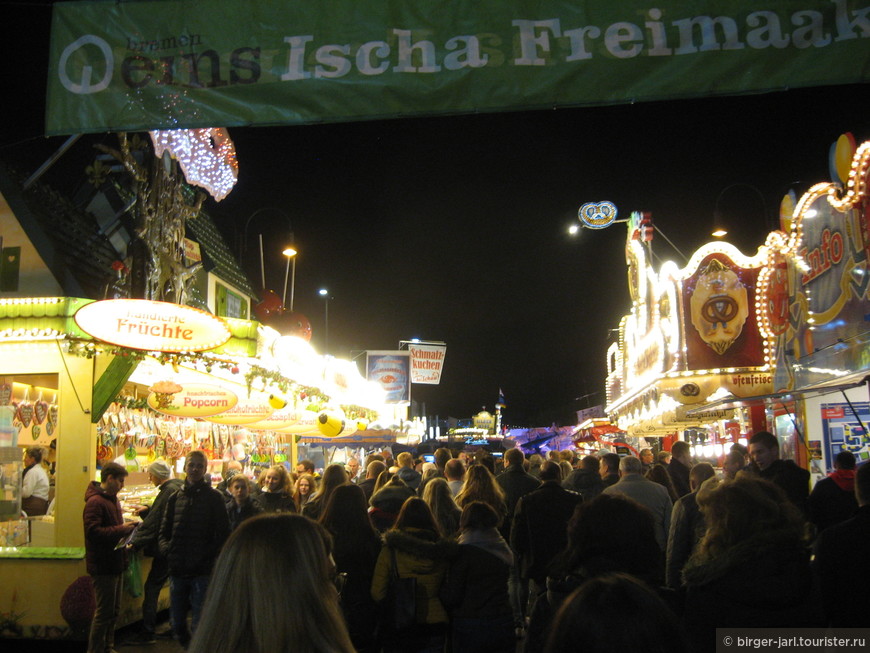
[147,383,238,417]
[203,392,274,425]
[74,299,231,352]
[578,201,617,229]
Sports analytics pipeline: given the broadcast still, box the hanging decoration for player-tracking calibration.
[150,128,239,201]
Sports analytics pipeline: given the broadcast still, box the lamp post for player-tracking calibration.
[318,288,330,353]
[282,246,298,311]
[240,207,294,296]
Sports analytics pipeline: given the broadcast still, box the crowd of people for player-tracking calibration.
[81,432,869,653]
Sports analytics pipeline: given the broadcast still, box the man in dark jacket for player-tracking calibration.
[83,462,136,653]
[563,455,605,500]
[749,430,810,515]
[395,451,422,490]
[813,462,870,626]
[495,448,541,539]
[126,460,182,644]
[600,452,620,487]
[511,462,582,608]
[159,450,230,648]
[667,440,693,498]
[808,450,859,533]
[495,447,540,632]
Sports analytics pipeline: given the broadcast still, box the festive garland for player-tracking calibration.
[67,338,378,420]
[112,395,149,410]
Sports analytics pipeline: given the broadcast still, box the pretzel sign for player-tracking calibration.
[579,201,618,229]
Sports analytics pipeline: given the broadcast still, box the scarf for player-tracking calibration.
[829,468,856,492]
[458,527,514,566]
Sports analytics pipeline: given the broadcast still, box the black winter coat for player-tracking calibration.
[682,530,820,652]
[256,490,297,513]
[131,478,182,557]
[759,459,810,515]
[159,479,230,576]
[511,481,581,581]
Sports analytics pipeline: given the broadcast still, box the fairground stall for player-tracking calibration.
[0,298,388,639]
[687,135,870,479]
[603,134,870,477]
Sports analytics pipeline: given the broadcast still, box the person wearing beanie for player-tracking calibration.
[126,460,183,644]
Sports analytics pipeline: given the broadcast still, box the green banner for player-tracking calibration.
[47,0,870,135]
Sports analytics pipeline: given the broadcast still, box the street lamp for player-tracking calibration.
[318,288,331,352]
[282,246,298,311]
[240,207,294,296]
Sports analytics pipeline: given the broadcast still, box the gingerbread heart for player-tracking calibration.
[34,401,48,425]
[0,384,11,405]
[17,402,33,428]
[49,404,59,428]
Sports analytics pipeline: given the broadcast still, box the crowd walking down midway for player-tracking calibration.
[82,433,870,653]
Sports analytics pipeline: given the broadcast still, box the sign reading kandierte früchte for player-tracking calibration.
[47,0,870,135]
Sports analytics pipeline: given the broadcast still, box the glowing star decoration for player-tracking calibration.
[149,128,238,201]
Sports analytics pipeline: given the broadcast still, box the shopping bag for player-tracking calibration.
[379,547,417,634]
[124,550,143,598]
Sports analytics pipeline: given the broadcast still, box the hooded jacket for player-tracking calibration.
[371,527,455,625]
[83,481,129,575]
[158,478,230,577]
[682,529,820,652]
[808,471,858,532]
[441,528,513,619]
[130,478,183,557]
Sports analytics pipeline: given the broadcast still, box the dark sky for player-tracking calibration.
[3,2,869,426]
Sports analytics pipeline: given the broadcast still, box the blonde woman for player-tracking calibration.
[189,514,355,653]
[256,465,296,513]
[422,477,461,539]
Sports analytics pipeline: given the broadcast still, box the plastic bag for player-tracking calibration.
[124,550,143,598]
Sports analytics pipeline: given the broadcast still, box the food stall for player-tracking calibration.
[0,296,388,639]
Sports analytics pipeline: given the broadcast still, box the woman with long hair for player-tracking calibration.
[646,463,680,503]
[302,463,348,521]
[255,464,297,513]
[441,502,515,653]
[455,464,508,527]
[188,514,355,653]
[294,473,317,512]
[369,474,415,532]
[682,476,819,651]
[422,477,461,539]
[371,497,455,653]
[321,484,382,653]
[373,468,395,494]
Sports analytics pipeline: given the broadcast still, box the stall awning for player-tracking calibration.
[684,373,870,416]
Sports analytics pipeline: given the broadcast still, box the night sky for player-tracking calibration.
[3,2,869,426]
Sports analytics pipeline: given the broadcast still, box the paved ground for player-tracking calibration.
[9,615,182,652]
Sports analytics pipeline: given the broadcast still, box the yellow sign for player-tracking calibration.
[203,393,274,425]
[147,383,238,418]
[75,299,231,352]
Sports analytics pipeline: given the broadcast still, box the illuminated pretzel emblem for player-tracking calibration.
[578,201,618,229]
[689,258,749,355]
[702,296,739,324]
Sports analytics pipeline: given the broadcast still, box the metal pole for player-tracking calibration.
[290,258,296,311]
[324,296,329,352]
[282,256,290,308]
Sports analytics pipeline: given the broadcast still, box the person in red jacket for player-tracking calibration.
[83,462,136,653]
